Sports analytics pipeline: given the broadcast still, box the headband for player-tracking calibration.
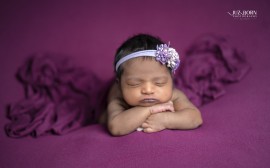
[115,43,180,73]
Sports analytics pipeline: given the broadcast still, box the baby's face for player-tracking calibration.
[120,57,173,107]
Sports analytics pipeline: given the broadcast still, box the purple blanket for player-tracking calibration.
[1,1,269,167]
[5,54,111,137]
[5,35,250,138]
[175,34,251,106]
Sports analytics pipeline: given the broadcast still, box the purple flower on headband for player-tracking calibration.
[155,43,180,72]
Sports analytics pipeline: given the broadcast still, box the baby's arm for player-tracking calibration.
[107,99,152,136]
[142,89,203,133]
[107,99,175,136]
[106,82,153,136]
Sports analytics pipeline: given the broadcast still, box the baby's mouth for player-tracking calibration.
[140,98,159,104]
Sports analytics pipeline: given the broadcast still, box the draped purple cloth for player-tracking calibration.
[5,35,250,138]
[5,54,109,138]
[174,34,251,106]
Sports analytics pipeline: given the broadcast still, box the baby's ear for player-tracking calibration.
[115,78,122,89]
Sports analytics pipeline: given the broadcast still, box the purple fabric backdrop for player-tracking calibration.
[1,0,270,168]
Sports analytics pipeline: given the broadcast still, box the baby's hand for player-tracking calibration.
[150,101,174,114]
[142,113,168,133]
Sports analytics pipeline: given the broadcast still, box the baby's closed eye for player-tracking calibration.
[154,81,167,86]
[153,78,168,86]
[127,82,141,87]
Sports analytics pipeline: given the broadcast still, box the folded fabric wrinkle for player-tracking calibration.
[174,34,251,106]
[5,53,108,138]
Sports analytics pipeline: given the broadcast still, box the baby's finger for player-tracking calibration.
[166,104,174,112]
[142,122,149,128]
[143,127,154,133]
[150,106,162,113]
[151,104,173,114]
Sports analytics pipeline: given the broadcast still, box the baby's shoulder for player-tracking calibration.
[107,82,130,108]
[172,88,188,101]
[108,82,122,101]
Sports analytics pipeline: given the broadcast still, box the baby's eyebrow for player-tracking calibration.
[125,77,143,82]
[152,76,168,81]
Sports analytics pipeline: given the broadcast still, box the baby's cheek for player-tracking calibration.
[122,89,139,106]
[158,88,173,103]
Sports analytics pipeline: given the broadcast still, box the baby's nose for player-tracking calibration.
[141,83,154,94]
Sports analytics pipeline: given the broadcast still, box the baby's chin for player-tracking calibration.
[127,102,157,107]
[129,100,169,107]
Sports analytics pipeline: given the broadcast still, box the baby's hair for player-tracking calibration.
[114,34,164,79]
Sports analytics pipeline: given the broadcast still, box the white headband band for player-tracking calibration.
[115,43,180,73]
[115,50,156,71]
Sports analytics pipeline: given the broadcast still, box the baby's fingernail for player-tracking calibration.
[137,127,144,131]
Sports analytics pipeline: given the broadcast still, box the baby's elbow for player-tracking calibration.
[186,109,203,129]
[191,112,203,129]
[108,123,125,136]
[192,116,203,128]
[108,124,119,136]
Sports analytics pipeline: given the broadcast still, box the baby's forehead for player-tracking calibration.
[123,57,161,69]
[122,58,171,78]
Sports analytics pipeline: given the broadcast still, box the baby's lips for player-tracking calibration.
[140,98,160,105]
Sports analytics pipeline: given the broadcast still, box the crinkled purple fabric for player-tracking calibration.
[5,54,110,138]
[174,34,251,106]
[5,35,250,138]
